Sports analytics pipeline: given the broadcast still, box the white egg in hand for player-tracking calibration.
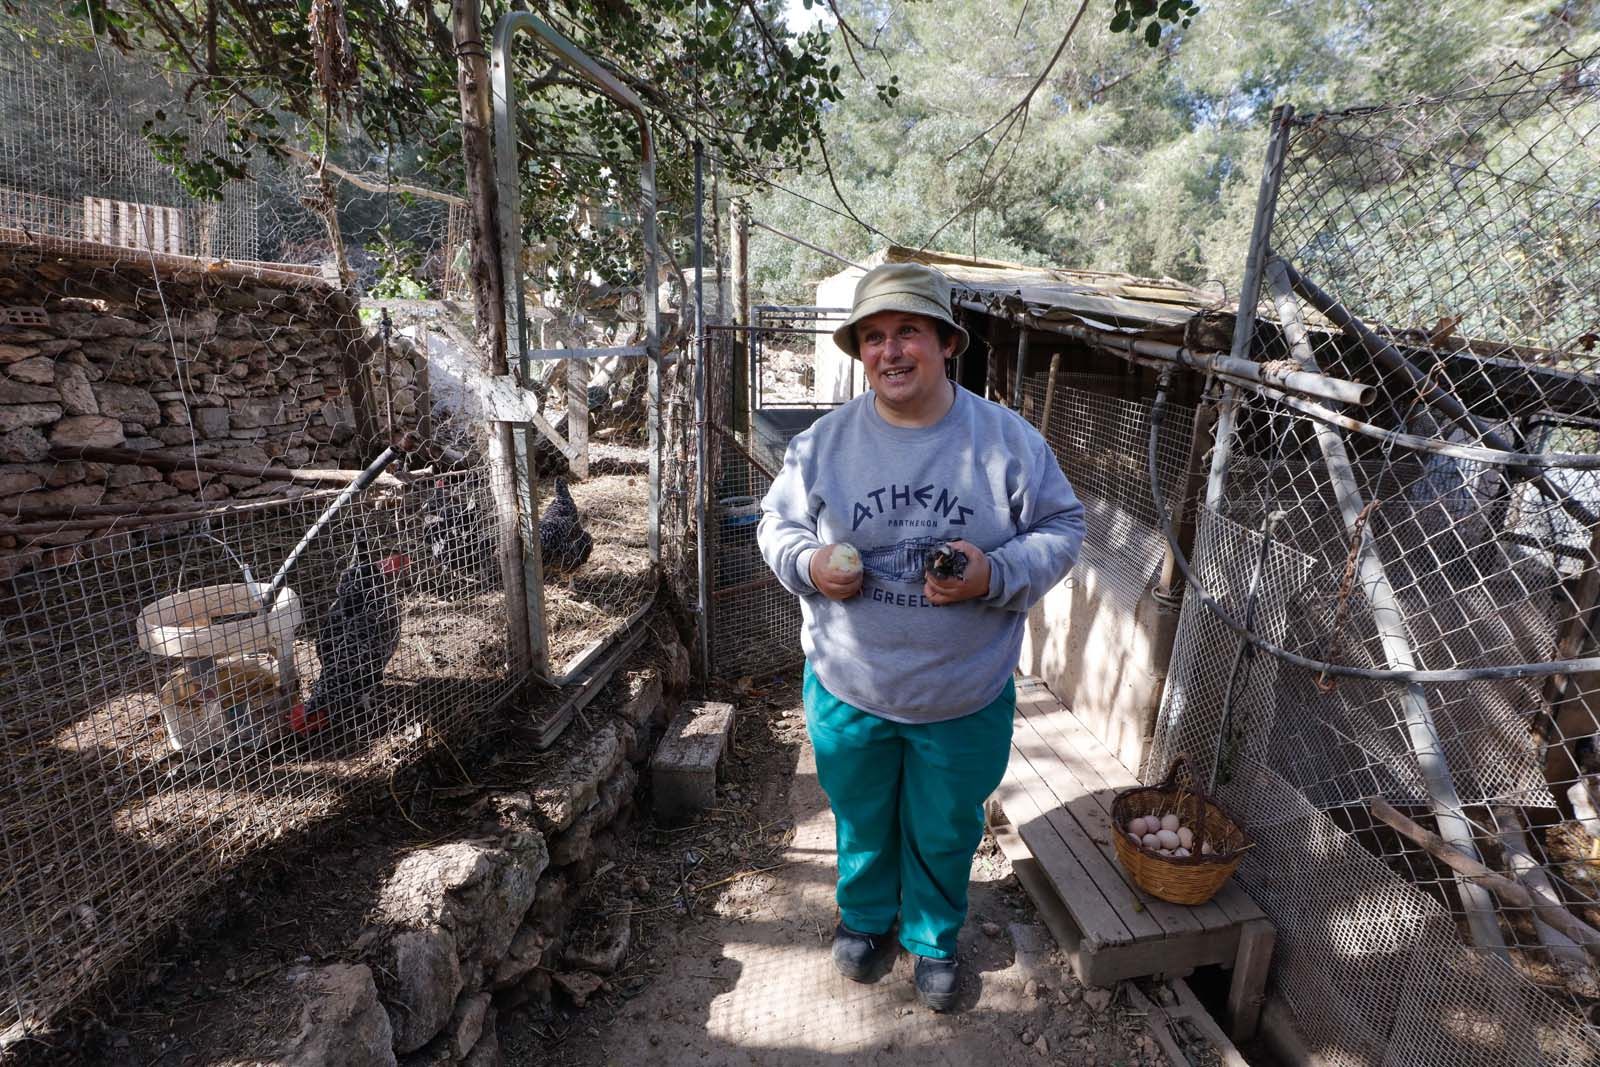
[827,543,862,578]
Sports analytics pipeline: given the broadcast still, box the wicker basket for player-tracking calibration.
[1110,756,1250,906]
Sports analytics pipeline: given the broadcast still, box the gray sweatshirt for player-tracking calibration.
[758,385,1085,723]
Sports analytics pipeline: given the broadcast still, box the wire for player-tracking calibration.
[702,148,898,243]
[1146,373,1600,683]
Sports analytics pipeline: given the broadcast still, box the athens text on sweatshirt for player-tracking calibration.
[757,385,1085,723]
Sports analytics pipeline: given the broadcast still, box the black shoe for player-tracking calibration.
[831,923,895,982]
[913,954,960,1011]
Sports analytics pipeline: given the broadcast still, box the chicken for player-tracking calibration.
[924,543,968,582]
[539,477,592,575]
[421,477,492,574]
[289,549,411,734]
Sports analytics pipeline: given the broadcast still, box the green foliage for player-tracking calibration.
[370,242,430,301]
[749,0,1600,305]
[77,0,846,302]
[1108,0,1200,47]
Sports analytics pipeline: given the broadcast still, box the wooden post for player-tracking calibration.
[453,0,538,679]
[567,357,590,478]
[730,197,750,435]
[415,323,436,465]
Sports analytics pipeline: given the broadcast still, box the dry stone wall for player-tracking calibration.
[277,648,684,1067]
[0,245,423,573]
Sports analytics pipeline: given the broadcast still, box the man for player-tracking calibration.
[758,261,1085,1010]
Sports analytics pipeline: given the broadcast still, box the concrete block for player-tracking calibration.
[650,701,735,824]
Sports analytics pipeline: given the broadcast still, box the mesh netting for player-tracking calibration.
[1151,50,1600,1064]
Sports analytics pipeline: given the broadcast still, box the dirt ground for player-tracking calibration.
[4,666,1196,1067]
[502,675,1180,1067]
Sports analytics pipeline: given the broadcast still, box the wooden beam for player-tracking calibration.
[1368,798,1600,962]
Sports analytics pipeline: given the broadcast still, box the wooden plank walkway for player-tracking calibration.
[989,676,1276,1039]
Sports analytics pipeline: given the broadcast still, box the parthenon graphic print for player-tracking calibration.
[859,536,951,584]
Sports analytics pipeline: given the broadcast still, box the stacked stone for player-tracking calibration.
[280,634,692,1067]
[0,249,424,570]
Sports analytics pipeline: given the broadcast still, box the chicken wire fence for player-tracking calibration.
[700,309,846,679]
[1148,51,1600,1065]
[0,16,676,1041]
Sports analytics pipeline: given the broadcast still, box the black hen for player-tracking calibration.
[539,477,593,574]
[290,549,411,735]
[924,543,968,581]
[422,477,492,574]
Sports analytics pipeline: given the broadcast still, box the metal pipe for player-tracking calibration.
[693,141,712,682]
[1281,258,1600,525]
[1012,329,1030,411]
[1264,257,1510,961]
[1260,389,1600,471]
[1208,104,1295,510]
[954,299,1374,408]
[261,440,408,609]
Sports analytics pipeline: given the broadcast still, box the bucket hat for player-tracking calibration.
[832,262,969,360]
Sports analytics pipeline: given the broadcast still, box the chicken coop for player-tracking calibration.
[0,19,680,1043]
[700,49,1600,1067]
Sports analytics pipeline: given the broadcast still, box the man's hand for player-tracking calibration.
[923,541,990,606]
[810,543,864,601]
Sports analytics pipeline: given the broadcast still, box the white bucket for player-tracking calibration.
[138,583,301,752]
[156,653,281,753]
[137,582,302,660]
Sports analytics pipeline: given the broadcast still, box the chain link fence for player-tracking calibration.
[1150,51,1600,1065]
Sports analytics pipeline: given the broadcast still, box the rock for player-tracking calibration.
[981,921,1001,938]
[377,835,549,977]
[231,399,283,429]
[51,312,146,338]
[283,963,396,1067]
[207,337,263,361]
[447,992,491,1060]
[549,763,636,866]
[50,414,123,448]
[0,379,60,404]
[0,343,37,364]
[490,924,548,989]
[664,633,691,692]
[193,406,231,438]
[55,362,98,415]
[531,723,626,834]
[107,481,182,504]
[562,913,631,976]
[0,427,49,462]
[618,667,664,727]
[6,357,54,384]
[106,464,161,488]
[169,469,212,491]
[1,403,61,434]
[381,927,463,1055]
[551,970,602,1008]
[460,1005,498,1067]
[1083,987,1113,1014]
[92,382,161,423]
[1024,978,1040,999]
[0,471,42,496]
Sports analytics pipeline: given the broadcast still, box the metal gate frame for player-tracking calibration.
[489,12,661,683]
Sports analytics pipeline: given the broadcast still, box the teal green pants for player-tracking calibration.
[803,663,1015,959]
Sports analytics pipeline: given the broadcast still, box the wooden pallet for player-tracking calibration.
[989,676,1275,1040]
